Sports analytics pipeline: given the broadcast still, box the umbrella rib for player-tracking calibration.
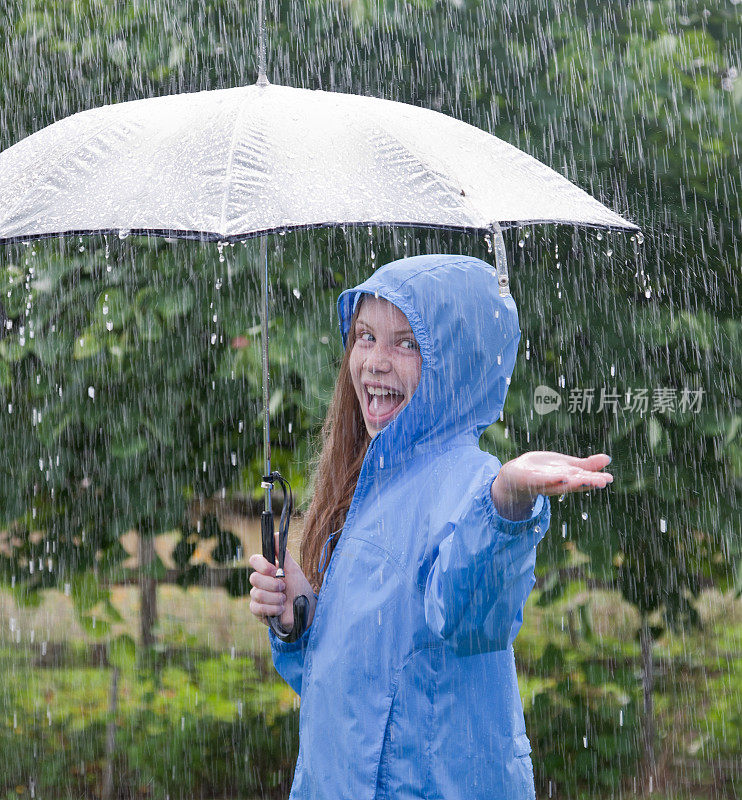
[0,114,122,235]
[218,95,253,237]
[353,103,481,227]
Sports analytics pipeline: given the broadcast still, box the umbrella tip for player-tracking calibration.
[256,73,271,87]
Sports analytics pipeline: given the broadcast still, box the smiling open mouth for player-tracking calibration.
[365,386,405,421]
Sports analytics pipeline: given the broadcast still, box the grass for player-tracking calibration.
[0,568,739,799]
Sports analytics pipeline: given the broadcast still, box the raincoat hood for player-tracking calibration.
[337,254,520,456]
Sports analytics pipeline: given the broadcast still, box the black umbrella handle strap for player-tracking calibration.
[260,471,310,643]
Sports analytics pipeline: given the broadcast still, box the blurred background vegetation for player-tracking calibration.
[0,0,739,797]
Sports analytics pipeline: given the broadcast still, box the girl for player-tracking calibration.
[249,253,612,800]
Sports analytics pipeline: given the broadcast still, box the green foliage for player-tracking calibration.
[525,643,641,798]
[0,645,299,799]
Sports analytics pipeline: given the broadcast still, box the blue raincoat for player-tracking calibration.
[270,254,550,799]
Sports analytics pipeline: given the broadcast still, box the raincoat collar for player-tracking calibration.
[337,254,521,469]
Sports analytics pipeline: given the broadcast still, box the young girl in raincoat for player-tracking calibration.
[249,254,612,800]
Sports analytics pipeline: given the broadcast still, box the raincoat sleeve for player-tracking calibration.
[268,592,318,695]
[424,465,550,656]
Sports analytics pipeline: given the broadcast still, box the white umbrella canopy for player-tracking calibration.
[0,81,637,243]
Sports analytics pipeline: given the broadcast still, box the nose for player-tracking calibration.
[364,343,392,375]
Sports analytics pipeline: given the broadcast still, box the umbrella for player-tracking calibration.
[0,10,638,642]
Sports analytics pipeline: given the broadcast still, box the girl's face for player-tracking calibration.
[349,296,422,437]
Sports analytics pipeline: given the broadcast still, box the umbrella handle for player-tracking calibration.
[260,471,310,643]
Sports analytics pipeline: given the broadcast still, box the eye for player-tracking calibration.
[358,331,374,343]
[400,338,418,351]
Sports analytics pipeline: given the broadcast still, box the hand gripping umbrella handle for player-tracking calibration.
[260,471,310,643]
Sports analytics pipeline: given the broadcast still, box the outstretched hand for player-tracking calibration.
[491,451,613,521]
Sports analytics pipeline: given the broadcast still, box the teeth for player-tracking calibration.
[367,387,400,397]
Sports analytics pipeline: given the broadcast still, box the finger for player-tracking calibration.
[249,571,286,592]
[250,584,286,602]
[539,452,610,470]
[250,599,285,618]
[561,473,614,491]
[248,553,278,576]
[561,453,612,470]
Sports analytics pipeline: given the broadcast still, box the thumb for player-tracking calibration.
[272,531,298,570]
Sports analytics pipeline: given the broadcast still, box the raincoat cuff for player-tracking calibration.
[483,486,549,537]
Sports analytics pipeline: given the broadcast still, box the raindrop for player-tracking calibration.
[583,735,588,748]
[636,232,645,245]
[660,518,667,533]
[596,232,603,241]
[118,229,130,240]
[610,364,616,377]
[581,512,588,520]
[518,239,525,248]
[106,321,114,331]
[606,249,613,257]
[288,422,292,433]
[293,288,301,299]
[483,234,493,253]
[561,522,567,536]
[87,386,95,399]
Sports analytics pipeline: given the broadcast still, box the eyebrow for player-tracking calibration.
[355,317,415,337]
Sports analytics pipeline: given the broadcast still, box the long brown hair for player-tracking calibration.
[300,297,370,592]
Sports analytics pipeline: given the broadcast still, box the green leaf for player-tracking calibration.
[224,567,251,598]
[108,633,137,668]
[71,572,105,613]
[73,327,104,359]
[111,435,149,459]
[78,614,111,638]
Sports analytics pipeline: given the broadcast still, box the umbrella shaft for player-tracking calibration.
[260,234,271,513]
[257,0,267,83]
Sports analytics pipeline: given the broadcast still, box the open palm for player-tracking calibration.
[491,451,613,519]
